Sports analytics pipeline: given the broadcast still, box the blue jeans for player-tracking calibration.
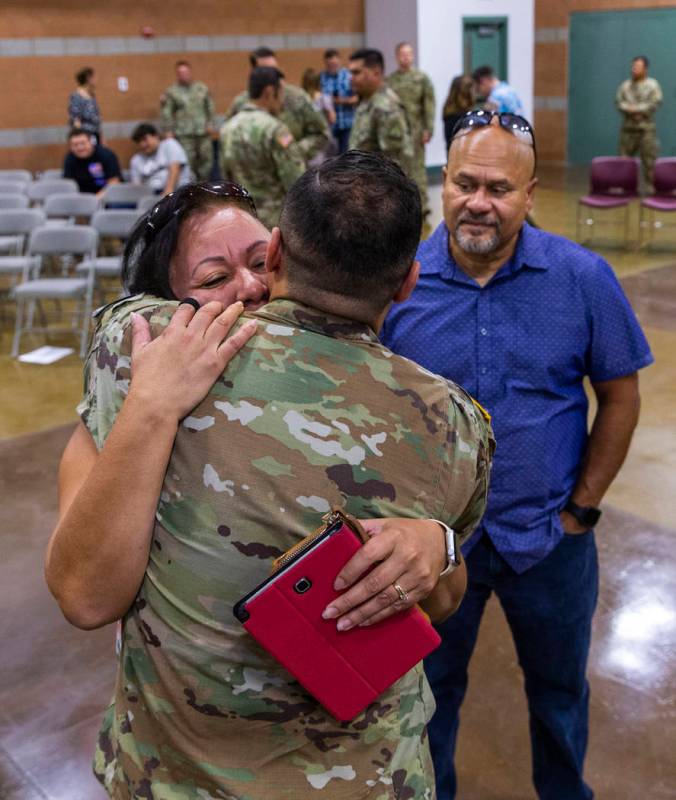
[333,127,351,154]
[425,531,598,800]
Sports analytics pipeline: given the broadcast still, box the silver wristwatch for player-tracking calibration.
[432,520,461,576]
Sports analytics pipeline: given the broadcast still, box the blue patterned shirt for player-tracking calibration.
[320,67,355,131]
[489,81,524,115]
[382,222,653,573]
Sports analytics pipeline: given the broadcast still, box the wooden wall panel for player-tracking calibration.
[0,0,364,38]
[534,43,567,97]
[0,49,328,129]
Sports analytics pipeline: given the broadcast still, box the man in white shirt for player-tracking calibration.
[130,123,192,195]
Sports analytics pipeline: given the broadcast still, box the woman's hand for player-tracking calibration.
[322,518,451,630]
[129,300,257,423]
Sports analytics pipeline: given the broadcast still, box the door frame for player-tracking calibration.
[462,16,509,80]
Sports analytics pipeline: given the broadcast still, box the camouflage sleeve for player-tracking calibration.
[437,392,495,542]
[160,89,175,133]
[226,92,247,120]
[271,124,307,190]
[205,87,215,127]
[376,110,412,168]
[423,74,436,134]
[615,82,632,113]
[635,82,663,115]
[294,92,331,161]
[77,300,176,450]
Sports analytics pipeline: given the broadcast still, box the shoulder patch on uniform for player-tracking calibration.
[471,398,492,424]
[276,131,293,149]
[93,293,145,319]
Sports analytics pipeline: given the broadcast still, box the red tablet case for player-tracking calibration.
[233,519,441,721]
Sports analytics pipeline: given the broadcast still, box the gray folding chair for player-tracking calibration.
[11,225,98,357]
[0,209,46,273]
[76,210,141,301]
[137,194,160,215]
[0,181,27,195]
[26,179,79,206]
[100,183,152,208]
[0,170,32,183]
[0,195,30,210]
[39,168,65,181]
[43,193,99,226]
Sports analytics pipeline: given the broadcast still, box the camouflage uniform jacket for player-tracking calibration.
[615,77,662,130]
[80,295,494,800]
[228,84,330,161]
[161,80,215,136]
[349,87,414,176]
[219,103,306,230]
[386,69,435,138]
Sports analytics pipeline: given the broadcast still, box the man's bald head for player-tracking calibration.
[443,120,537,261]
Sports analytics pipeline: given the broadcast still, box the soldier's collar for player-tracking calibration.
[253,299,380,344]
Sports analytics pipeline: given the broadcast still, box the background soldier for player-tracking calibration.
[616,55,663,187]
[161,60,215,180]
[227,47,329,163]
[387,42,435,217]
[348,48,413,177]
[220,67,306,230]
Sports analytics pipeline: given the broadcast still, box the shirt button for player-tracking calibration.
[481,367,487,375]
[480,327,488,336]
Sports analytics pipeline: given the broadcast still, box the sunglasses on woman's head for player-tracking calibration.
[145,181,257,234]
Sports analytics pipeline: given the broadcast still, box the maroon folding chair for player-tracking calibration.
[639,158,676,248]
[577,157,639,247]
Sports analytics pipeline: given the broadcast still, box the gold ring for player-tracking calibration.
[393,583,409,604]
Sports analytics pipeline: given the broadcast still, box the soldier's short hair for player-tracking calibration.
[349,48,384,73]
[175,59,191,69]
[472,65,495,82]
[633,55,649,68]
[75,67,94,86]
[249,46,276,68]
[131,123,159,143]
[279,151,421,314]
[395,42,412,53]
[249,67,284,100]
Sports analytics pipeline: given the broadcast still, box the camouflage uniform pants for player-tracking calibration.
[410,127,430,216]
[619,126,658,186]
[178,135,213,181]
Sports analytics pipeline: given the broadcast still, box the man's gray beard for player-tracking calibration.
[454,222,501,254]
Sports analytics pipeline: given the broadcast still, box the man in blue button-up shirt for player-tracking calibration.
[382,115,653,800]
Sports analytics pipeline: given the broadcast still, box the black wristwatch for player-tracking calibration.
[563,500,601,528]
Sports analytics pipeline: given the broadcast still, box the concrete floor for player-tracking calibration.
[1,166,675,798]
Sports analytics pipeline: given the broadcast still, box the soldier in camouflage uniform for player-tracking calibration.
[161,60,216,180]
[616,55,663,186]
[227,47,330,163]
[221,67,306,230]
[53,153,493,799]
[387,43,436,216]
[348,48,413,177]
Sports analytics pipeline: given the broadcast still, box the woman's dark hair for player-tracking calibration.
[122,181,258,298]
[76,67,94,86]
[443,74,475,117]
[302,68,321,95]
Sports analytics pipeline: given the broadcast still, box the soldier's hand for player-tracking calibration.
[128,300,257,422]
[321,518,447,630]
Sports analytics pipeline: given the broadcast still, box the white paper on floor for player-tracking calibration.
[17,346,74,364]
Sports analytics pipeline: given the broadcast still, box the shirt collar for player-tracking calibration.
[422,221,550,285]
[253,299,380,344]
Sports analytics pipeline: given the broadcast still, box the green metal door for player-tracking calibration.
[568,8,676,163]
[463,18,508,80]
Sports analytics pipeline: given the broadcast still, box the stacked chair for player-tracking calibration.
[639,158,676,248]
[577,157,639,247]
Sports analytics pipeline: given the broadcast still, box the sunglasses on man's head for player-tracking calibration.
[145,181,257,234]
[450,110,536,161]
